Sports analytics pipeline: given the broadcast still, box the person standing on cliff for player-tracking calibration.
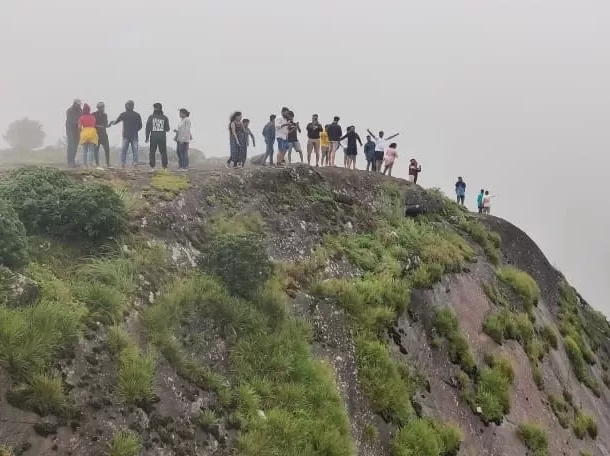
[455,177,466,206]
[174,108,192,171]
[261,114,276,166]
[339,125,362,170]
[326,116,343,166]
[275,107,290,165]
[145,102,171,171]
[286,111,303,164]
[306,114,323,166]
[367,129,399,173]
[240,118,256,167]
[66,99,82,167]
[477,189,485,214]
[93,102,110,168]
[408,158,421,184]
[364,135,376,171]
[109,100,143,168]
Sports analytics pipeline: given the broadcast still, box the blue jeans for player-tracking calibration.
[121,135,139,165]
[176,142,189,169]
[264,141,274,165]
[82,143,96,166]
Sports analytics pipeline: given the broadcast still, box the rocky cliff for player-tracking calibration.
[0,165,608,456]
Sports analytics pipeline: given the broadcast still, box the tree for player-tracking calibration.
[3,118,45,150]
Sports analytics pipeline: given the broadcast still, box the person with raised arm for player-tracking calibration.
[366,129,399,173]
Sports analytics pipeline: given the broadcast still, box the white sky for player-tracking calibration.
[1,0,609,313]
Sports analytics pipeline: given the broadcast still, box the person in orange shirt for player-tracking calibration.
[78,104,99,168]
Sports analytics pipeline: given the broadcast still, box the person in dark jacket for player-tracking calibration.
[66,99,82,166]
[340,126,362,170]
[145,103,170,170]
[261,114,276,166]
[93,102,110,168]
[363,135,376,171]
[455,177,466,205]
[109,100,143,168]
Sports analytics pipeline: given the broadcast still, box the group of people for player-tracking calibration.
[455,177,495,214]
[230,107,423,183]
[65,99,193,171]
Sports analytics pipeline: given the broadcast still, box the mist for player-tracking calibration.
[1,0,609,313]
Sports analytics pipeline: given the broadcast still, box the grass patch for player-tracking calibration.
[573,410,598,440]
[475,362,513,424]
[496,266,540,313]
[540,325,558,350]
[8,373,68,416]
[433,308,476,374]
[564,336,600,395]
[108,325,131,356]
[481,281,508,307]
[148,170,190,200]
[116,345,156,407]
[517,422,548,456]
[108,430,141,456]
[548,393,571,428]
[198,409,219,431]
[363,423,378,442]
[458,218,501,265]
[0,446,14,456]
[391,419,463,456]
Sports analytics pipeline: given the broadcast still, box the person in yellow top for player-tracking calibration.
[320,125,330,166]
[78,103,99,168]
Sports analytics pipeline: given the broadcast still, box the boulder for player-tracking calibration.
[0,266,39,307]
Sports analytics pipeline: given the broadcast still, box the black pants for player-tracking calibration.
[457,195,465,205]
[95,133,110,166]
[66,130,79,166]
[149,135,168,168]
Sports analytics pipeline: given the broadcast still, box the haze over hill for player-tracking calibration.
[1,0,609,313]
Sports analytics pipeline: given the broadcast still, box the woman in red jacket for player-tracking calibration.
[78,104,99,168]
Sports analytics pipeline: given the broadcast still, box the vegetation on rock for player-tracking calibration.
[517,422,549,456]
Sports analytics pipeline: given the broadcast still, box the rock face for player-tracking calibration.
[0,164,608,456]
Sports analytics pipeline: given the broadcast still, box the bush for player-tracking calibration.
[0,200,28,268]
[108,430,141,456]
[0,168,127,242]
[55,183,128,241]
[483,314,506,344]
[497,266,540,312]
[573,411,597,440]
[200,233,272,299]
[391,419,463,456]
[564,336,587,383]
[517,422,548,456]
[548,394,570,428]
[434,308,476,374]
[116,346,156,406]
[8,373,67,416]
[540,325,559,350]
[475,365,512,424]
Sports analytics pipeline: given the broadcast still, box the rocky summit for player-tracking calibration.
[0,164,609,456]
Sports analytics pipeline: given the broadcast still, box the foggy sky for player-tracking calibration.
[1,0,609,314]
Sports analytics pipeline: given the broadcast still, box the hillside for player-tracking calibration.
[0,165,609,456]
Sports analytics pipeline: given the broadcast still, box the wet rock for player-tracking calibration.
[33,419,59,437]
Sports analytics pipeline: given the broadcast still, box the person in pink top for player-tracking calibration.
[382,142,398,176]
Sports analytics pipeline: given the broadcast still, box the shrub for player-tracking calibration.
[391,419,463,456]
[200,233,272,299]
[74,282,126,324]
[573,411,597,440]
[198,409,219,431]
[108,326,131,356]
[497,266,540,312]
[434,308,476,374]
[457,219,501,265]
[55,183,128,241]
[486,354,515,383]
[540,325,558,350]
[108,430,141,456]
[483,314,506,344]
[475,365,512,424]
[0,200,28,268]
[564,336,587,383]
[548,394,570,428]
[517,422,548,456]
[9,373,67,416]
[116,346,156,406]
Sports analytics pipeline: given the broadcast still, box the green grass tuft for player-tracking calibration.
[496,266,540,313]
[457,219,501,265]
[540,325,559,350]
[148,170,190,200]
[433,308,476,374]
[391,419,463,456]
[548,393,571,428]
[517,422,548,456]
[116,346,156,406]
[10,373,67,416]
[108,430,141,456]
[573,410,597,440]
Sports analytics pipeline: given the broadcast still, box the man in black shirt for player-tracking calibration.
[340,126,363,170]
[325,116,342,166]
[285,111,303,163]
[109,100,143,168]
[306,114,323,166]
[93,102,110,168]
[145,102,171,170]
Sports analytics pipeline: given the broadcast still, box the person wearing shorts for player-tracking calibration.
[320,126,330,166]
[275,107,290,165]
[306,114,323,166]
[340,125,362,170]
[285,111,303,163]
[367,129,399,172]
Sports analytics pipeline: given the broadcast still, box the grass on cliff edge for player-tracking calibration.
[517,422,548,456]
[144,266,353,456]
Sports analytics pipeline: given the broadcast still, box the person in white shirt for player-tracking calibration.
[483,190,496,214]
[366,129,399,172]
[174,108,192,171]
[275,107,290,165]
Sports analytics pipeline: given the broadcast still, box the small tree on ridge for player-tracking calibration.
[3,118,46,150]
